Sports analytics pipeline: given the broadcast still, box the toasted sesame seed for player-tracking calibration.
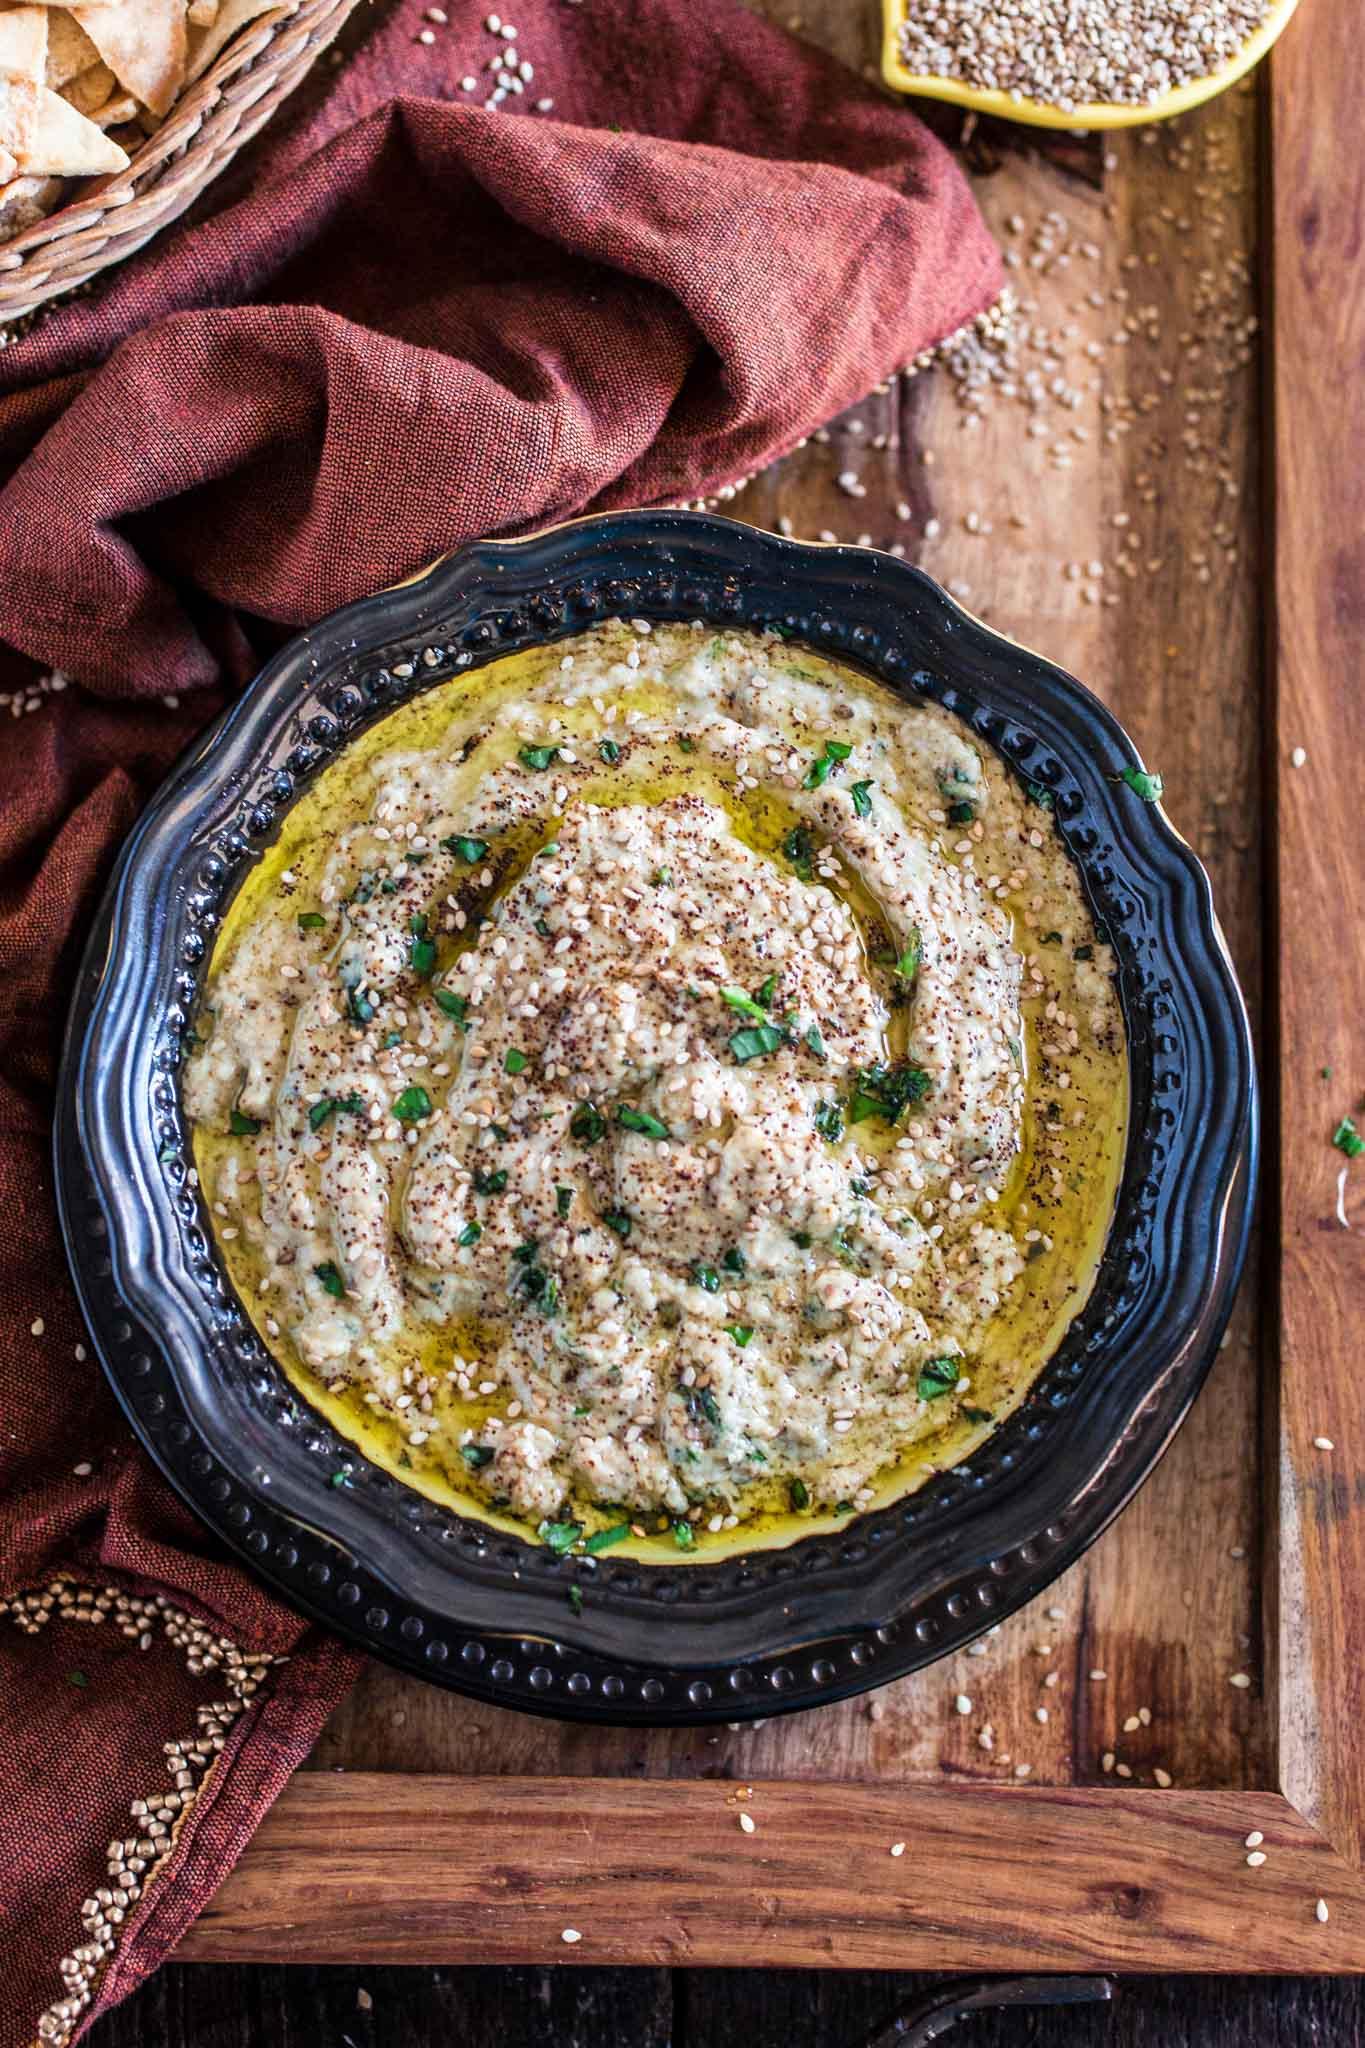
[1246,1851,1266,1868]
[954,1694,973,1715]
[1317,1898,1330,1923]
[561,1928,582,1944]
[738,1811,756,1835]
[890,1841,906,1857]
[1245,1831,1263,1848]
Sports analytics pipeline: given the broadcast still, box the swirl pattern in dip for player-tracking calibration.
[187,620,1125,1553]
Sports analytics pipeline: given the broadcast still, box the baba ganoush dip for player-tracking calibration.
[186,619,1125,1557]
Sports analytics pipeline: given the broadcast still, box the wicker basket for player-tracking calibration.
[0,0,359,325]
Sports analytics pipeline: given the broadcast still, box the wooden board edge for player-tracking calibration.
[176,1776,1363,1970]
[1268,0,1365,1871]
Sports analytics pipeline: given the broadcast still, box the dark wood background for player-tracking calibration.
[87,1962,1365,2044]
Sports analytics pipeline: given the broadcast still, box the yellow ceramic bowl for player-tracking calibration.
[881,0,1301,128]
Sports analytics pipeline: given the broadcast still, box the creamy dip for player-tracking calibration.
[187,619,1125,1556]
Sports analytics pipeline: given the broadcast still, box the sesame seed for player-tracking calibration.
[1246,1851,1266,1868]
[560,1928,581,1944]
[30,1317,44,1336]
[1230,1672,1253,1689]
[1245,1831,1263,1848]
[1317,1898,1330,1923]
[1314,1436,1335,1451]
[955,1694,972,1715]
[1291,746,1307,767]
[738,1811,756,1835]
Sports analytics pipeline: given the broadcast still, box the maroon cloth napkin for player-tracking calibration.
[0,1,1000,2038]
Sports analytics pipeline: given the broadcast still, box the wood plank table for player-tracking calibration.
[172,0,1365,1979]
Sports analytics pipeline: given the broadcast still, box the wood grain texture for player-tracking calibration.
[178,1777,1361,1970]
[311,0,1271,1802]
[1269,0,1365,1867]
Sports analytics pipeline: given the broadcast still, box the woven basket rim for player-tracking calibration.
[0,0,356,307]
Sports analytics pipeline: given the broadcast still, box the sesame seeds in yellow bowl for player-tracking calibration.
[881,0,1303,130]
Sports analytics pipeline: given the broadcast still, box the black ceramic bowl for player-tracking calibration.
[56,512,1256,1725]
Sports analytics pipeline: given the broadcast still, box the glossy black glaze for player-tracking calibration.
[55,512,1256,1724]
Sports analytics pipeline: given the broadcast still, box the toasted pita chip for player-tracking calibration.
[0,6,48,81]
[0,168,65,234]
[185,0,277,84]
[72,0,185,116]
[187,0,218,26]
[0,76,127,172]
[64,56,113,110]
[88,85,136,125]
[43,9,99,87]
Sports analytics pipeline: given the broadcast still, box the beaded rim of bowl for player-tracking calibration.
[55,511,1256,1724]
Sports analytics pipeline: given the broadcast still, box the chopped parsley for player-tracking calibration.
[847,1062,930,1125]
[721,1246,747,1275]
[677,735,697,754]
[687,1384,723,1430]
[392,1085,431,1122]
[584,1522,631,1555]
[297,911,327,931]
[1026,781,1055,810]
[461,1443,494,1469]
[313,1261,345,1298]
[730,1022,787,1064]
[725,1324,754,1347]
[556,1185,573,1219]
[782,825,815,881]
[505,1048,529,1075]
[814,1100,844,1143]
[1073,943,1094,962]
[672,1520,695,1550]
[692,1264,721,1293]
[538,1518,581,1554]
[519,743,560,772]
[568,1584,584,1615]
[458,1221,482,1247]
[308,1093,365,1131]
[602,1209,632,1237]
[803,738,853,790]
[947,800,976,826]
[510,1241,558,1318]
[473,1166,509,1195]
[598,738,621,764]
[962,1405,993,1424]
[434,988,469,1024]
[616,1104,671,1139]
[805,1023,827,1061]
[850,780,874,818]
[228,1108,262,1136]
[1119,766,1164,802]
[789,1478,810,1511]
[1332,1116,1365,1159]
[408,914,437,978]
[652,867,671,888]
[917,1355,961,1400]
[893,928,922,981]
[440,834,489,863]
[722,986,769,1022]
[570,1101,607,1144]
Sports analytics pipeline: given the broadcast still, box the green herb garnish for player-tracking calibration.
[568,1584,584,1614]
[461,1443,494,1469]
[599,739,620,764]
[519,743,560,772]
[672,1520,695,1550]
[722,986,768,1022]
[458,1221,482,1247]
[1333,1116,1365,1159]
[434,988,469,1024]
[947,800,975,825]
[803,739,853,791]
[473,1166,509,1195]
[392,1085,431,1122]
[893,928,922,981]
[408,914,436,979]
[850,780,874,818]
[730,1023,787,1063]
[297,911,327,931]
[228,1108,262,1136]
[602,1209,632,1238]
[441,835,489,863]
[789,1479,810,1511]
[556,1185,573,1219]
[570,1101,607,1144]
[505,1048,529,1075]
[814,1100,844,1143]
[847,1062,930,1125]
[538,1519,582,1554]
[1073,944,1094,962]
[1119,766,1164,802]
[616,1104,671,1139]
[308,1093,365,1132]
[314,1261,345,1298]
[782,825,815,881]
[962,1405,993,1424]
[692,1265,720,1293]
[584,1523,631,1555]
[1026,781,1055,810]
[328,1466,352,1489]
[725,1324,754,1347]
[721,1247,747,1275]
[917,1355,961,1400]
